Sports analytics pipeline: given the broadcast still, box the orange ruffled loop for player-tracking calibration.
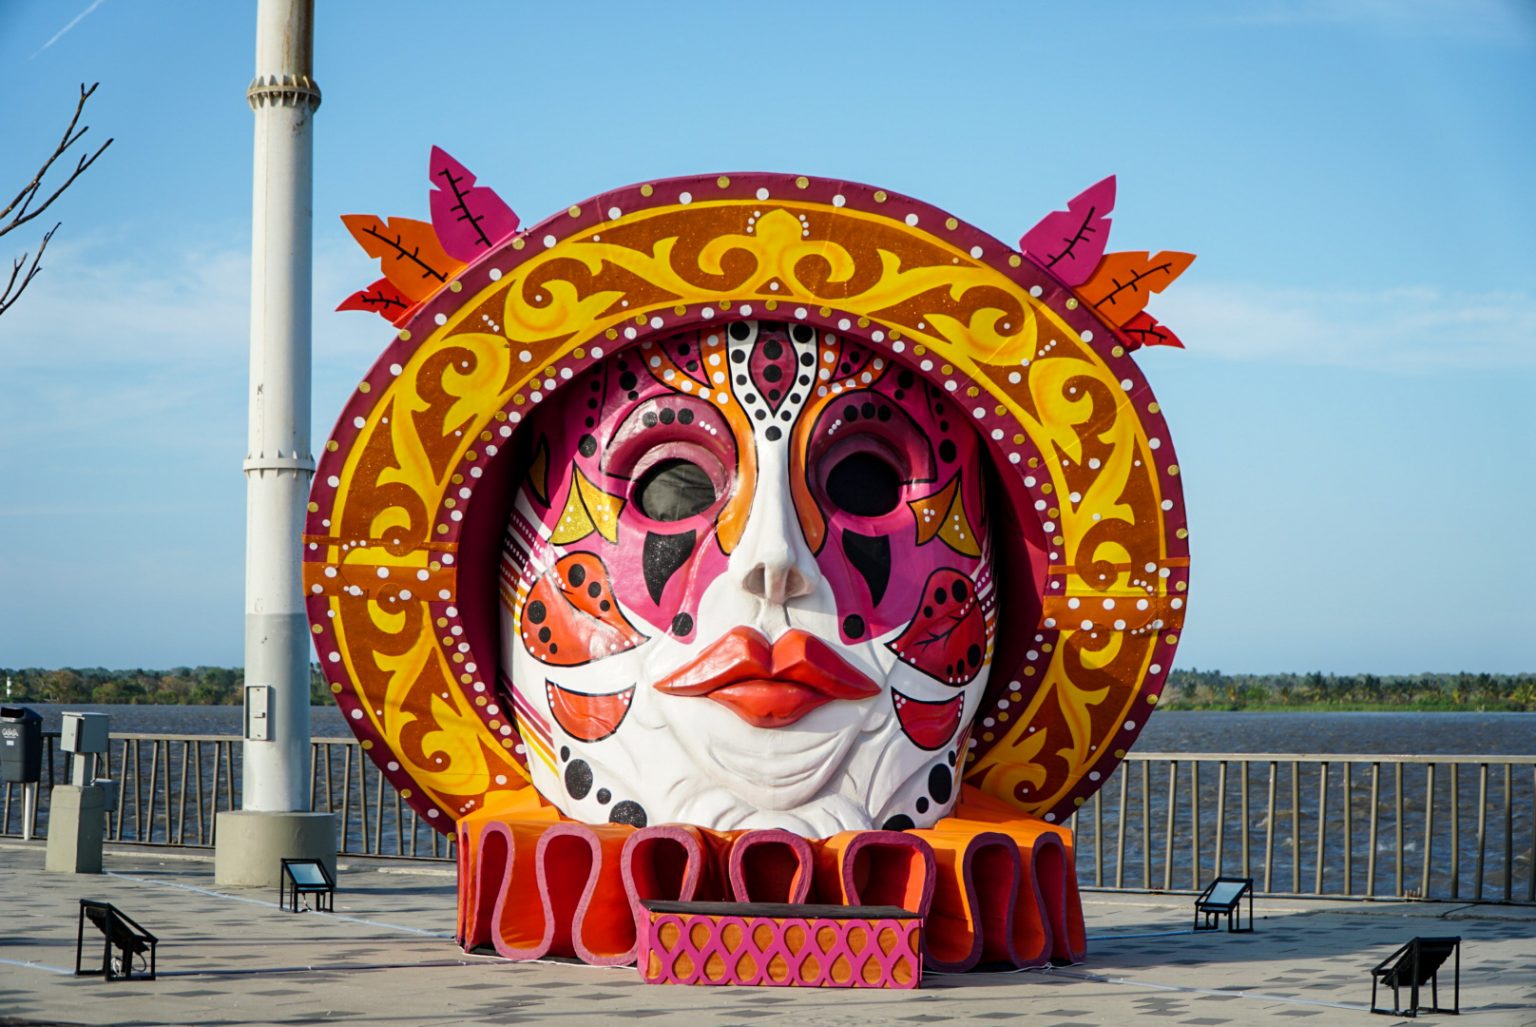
[456,787,1084,973]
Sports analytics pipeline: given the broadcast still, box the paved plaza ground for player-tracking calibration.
[1,840,1532,1025]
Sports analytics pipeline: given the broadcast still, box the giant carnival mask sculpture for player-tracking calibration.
[311,157,1192,980]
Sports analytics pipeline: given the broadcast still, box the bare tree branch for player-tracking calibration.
[1,83,113,234]
[0,223,58,317]
[1,83,112,319]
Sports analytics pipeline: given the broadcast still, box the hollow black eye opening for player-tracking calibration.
[634,459,718,521]
[826,451,902,517]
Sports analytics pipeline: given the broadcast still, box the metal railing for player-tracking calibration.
[0,732,453,860]
[7,738,1534,904]
[1067,753,1535,904]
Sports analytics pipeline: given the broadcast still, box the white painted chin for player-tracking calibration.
[671,785,873,836]
[657,693,872,812]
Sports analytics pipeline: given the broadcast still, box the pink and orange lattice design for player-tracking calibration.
[641,905,922,989]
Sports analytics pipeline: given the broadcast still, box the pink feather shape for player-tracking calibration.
[428,146,520,262]
[1018,176,1116,287]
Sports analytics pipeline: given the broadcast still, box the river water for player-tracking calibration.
[15,704,1536,755]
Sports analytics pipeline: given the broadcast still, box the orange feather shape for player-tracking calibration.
[1076,250,1194,327]
[340,214,466,303]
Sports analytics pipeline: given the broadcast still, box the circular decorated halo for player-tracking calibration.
[305,170,1190,832]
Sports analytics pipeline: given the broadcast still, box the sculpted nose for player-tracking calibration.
[741,558,815,605]
[732,447,821,608]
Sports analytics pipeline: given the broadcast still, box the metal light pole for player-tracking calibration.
[215,0,337,886]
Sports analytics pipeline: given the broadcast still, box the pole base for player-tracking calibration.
[45,784,105,873]
[214,810,337,887]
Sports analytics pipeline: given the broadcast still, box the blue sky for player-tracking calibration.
[1,1,1532,673]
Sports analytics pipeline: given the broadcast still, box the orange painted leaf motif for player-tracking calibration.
[520,553,647,667]
[1120,311,1186,352]
[1076,250,1195,327]
[907,475,981,558]
[336,277,417,324]
[526,436,551,506]
[340,214,467,303]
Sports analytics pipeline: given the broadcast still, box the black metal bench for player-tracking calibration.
[1371,936,1460,1017]
[76,900,157,981]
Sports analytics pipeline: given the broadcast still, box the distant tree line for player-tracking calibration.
[1,666,330,706]
[2,665,1531,711]
[1162,668,1536,711]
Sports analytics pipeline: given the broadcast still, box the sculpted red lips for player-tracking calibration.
[653,626,880,728]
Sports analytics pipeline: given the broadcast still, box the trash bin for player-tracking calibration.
[0,705,44,784]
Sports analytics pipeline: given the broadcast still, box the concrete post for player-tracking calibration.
[45,785,105,874]
[216,0,336,886]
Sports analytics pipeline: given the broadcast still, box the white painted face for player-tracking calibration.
[499,321,996,835]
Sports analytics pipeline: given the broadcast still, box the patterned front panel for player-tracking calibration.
[642,911,921,988]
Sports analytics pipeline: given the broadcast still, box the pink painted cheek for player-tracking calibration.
[603,522,729,641]
[523,451,730,643]
[519,350,738,645]
[816,522,989,643]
